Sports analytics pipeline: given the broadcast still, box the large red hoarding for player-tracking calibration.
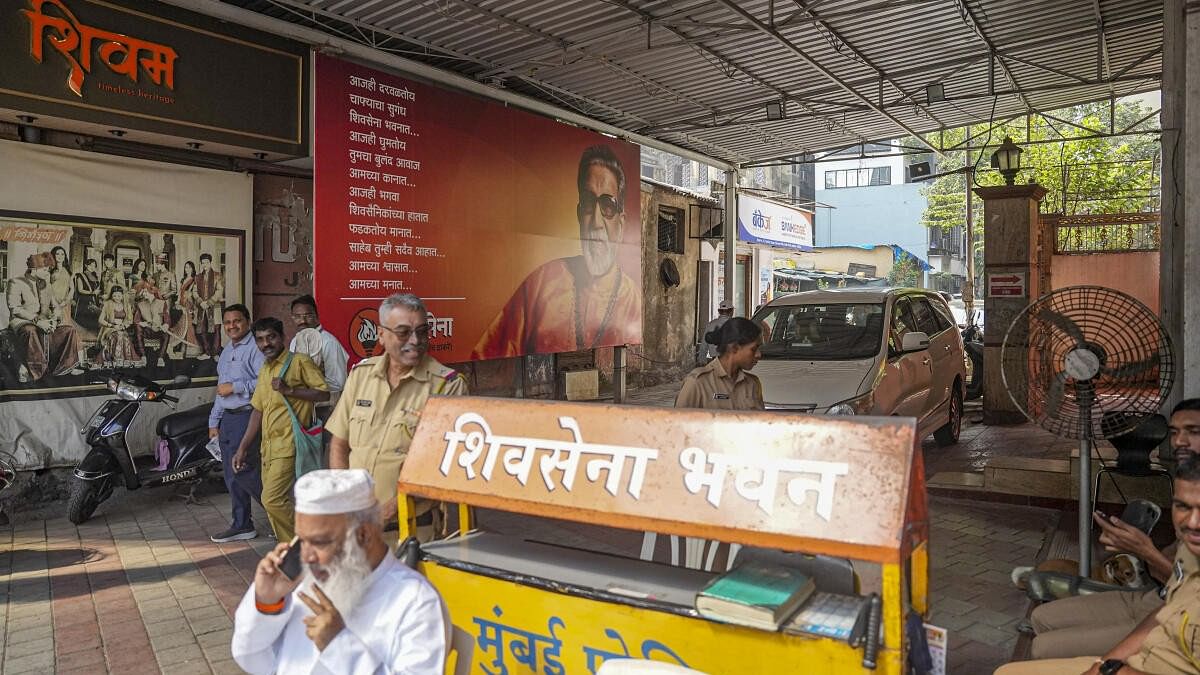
[314,55,642,363]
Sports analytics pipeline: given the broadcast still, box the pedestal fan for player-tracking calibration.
[1001,286,1173,576]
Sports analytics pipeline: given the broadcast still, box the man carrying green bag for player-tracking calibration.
[232,317,328,542]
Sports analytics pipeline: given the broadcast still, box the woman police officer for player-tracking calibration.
[675,317,765,411]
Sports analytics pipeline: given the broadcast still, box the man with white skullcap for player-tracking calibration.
[232,469,448,674]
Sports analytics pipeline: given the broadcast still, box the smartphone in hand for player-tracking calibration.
[1118,499,1161,535]
[279,536,303,581]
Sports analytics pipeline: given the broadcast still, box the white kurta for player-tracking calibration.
[232,554,447,675]
[289,325,350,393]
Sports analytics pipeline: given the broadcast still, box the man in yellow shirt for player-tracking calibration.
[328,293,467,540]
[231,317,328,541]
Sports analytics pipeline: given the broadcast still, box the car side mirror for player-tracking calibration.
[901,331,930,353]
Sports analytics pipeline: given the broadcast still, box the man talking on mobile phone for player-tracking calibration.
[232,469,448,674]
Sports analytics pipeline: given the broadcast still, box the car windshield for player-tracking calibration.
[754,302,886,360]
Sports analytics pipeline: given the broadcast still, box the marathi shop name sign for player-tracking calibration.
[403,398,917,551]
[737,194,814,251]
[0,0,308,156]
[23,0,176,98]
[439,411,848,521]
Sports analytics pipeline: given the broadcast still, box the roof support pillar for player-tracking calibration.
[1161,0,1200,404]
[724,168,739,315]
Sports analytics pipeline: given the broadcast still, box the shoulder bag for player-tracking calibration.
[277,352,325,478]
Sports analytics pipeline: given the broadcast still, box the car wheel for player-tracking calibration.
[934,385,963,447]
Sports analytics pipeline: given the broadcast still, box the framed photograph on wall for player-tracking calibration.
[0,210,246,401]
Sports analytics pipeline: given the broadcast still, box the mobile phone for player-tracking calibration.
[279,536,302,581]
[1119,499,1161,535]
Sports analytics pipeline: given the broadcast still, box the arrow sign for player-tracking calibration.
[987,271,1026,298]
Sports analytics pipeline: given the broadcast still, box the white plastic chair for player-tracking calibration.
[639,532,741,572]
[597,659,711,675]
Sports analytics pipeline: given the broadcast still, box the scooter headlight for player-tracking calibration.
[115,381,144,401]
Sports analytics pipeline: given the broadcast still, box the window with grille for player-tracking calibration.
[823,166,892,189]
[657,205,684,254]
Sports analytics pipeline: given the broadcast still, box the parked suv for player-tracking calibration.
[750,287,967,446]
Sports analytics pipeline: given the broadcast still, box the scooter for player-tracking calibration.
[69,371,219,524]
[962,321,984,401]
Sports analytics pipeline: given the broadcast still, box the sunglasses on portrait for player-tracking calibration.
[578,192,622,219]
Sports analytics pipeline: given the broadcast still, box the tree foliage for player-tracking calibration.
[888,253,921,287]
[915,99,1159,293]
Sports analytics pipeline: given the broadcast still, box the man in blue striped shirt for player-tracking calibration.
[208,304,266,542]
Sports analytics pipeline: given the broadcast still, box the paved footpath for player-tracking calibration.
[1,490,275,675]
[1,386,1058,674]
[2,490,1055,675]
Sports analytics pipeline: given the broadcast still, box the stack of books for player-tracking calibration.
[694,560,817,631]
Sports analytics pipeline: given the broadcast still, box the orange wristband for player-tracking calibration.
[255,597,286,615]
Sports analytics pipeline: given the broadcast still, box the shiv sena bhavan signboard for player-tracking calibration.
[313,54,644,364]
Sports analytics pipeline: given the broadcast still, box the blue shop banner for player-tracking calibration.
[736,194,813,251]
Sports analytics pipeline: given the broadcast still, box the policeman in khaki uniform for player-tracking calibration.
[995,461,1200,675]
[675,316,764,411]
[327,294,467,542]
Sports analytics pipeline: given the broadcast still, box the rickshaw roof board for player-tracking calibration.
[401,396,922,564]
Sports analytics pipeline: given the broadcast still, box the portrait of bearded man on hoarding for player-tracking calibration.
[470,144,642,359]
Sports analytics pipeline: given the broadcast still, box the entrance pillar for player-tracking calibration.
[1161,0,1200,404]
[974,184,1047,425]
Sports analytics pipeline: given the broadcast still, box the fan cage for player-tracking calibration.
[1000,286,1174,440]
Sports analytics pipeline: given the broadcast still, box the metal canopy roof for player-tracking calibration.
[223,0,1162,166]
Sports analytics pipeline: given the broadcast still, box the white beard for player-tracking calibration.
[581,236,614,277]
[299,530,373,617]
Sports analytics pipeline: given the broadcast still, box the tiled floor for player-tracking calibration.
[1,384,1066,674]
[1,491,1053,674]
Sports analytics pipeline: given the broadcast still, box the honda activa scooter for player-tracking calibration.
[69,371,218,524]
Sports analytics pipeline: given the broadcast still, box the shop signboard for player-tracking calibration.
[0,0,308,156]
[404,396,919,560]
[736,194,813,252]
[313,54,643,363]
